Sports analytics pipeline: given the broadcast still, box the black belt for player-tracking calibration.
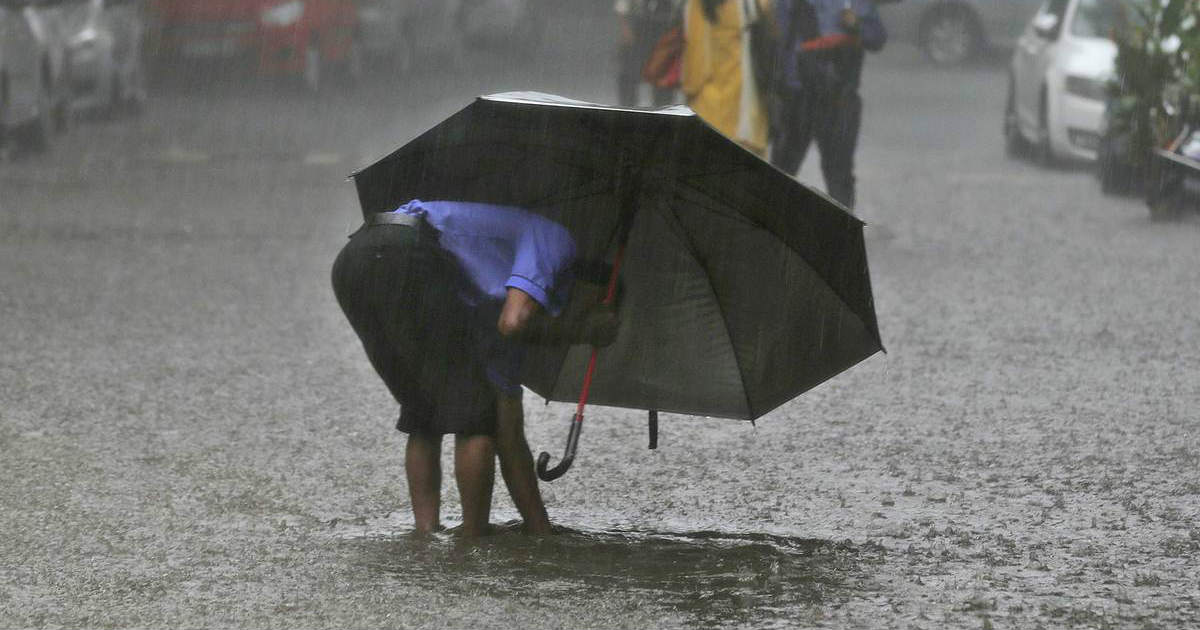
[350,212,424,237]
[367,212,422,227]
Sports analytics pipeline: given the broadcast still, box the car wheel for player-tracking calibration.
[920,5,980,66]
[1004,77,1029,158]
[303,42,322,92]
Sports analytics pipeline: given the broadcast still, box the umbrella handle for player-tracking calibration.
[536,412,583,482]
[536,237,628,482]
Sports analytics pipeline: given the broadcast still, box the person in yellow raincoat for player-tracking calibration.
[682,0,772,156]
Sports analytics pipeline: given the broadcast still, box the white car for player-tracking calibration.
[878,0,1044,65]
[1005,0,1133,163]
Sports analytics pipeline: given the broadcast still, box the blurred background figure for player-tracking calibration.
[682,0,772,156]
[614,0,684,107]
[770,0,885,209]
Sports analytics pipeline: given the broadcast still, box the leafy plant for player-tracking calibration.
[1107,0,1199,171]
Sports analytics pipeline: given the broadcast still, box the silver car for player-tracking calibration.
[878,0,1044,65]
[0,0,71,152]
[33,0,146,115]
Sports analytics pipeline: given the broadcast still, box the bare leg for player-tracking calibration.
[494,395,552,534]
[405,432,443,533]
[454,434,496,537]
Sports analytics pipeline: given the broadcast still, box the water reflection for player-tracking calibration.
[336,520,881,628]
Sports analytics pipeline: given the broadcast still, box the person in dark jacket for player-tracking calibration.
[770,0,885,210]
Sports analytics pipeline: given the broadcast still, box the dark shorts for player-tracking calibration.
[331,223,499,436]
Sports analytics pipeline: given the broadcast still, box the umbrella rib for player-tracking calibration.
[659,201,756,420]
[670,173,877,347]
[400,148,610,206]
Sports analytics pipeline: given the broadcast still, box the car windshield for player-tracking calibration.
[1070,0,1147,39]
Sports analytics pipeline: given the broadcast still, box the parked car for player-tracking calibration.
[34,0,147,115]
[145,0,360,91]
[355,0,464,74]
[1004,0,1135,163]
[0,0,72,151]
[878,0,1044,65]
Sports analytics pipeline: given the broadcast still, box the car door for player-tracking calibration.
[1013,0,1069,133]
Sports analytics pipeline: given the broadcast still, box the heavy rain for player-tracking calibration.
[1,0,1198,628]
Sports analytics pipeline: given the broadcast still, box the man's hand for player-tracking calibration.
[499,281,621,347]
[580,304,620,348]
[839,8,860,33]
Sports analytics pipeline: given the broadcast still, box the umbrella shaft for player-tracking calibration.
[576,241,628,415]
[575,350,599,416]
[603,243,626,304]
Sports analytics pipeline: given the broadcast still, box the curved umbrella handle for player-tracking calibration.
[537,218,630,482]
[536,412,583,482]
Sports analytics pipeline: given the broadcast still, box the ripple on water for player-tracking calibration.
[333,518,883,628]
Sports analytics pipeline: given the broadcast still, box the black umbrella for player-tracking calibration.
[352,92,883,479]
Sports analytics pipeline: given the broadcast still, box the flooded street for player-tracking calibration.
[2,2,1199,627]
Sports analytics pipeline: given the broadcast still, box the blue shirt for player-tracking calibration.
[396,199,577,314]
[393,199,578,395]
[775,0,886,91]
[807,0,884,42]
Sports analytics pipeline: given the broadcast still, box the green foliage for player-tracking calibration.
[1108,0,1200,169]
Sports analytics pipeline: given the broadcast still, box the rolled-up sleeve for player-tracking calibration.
[507,220,577,316]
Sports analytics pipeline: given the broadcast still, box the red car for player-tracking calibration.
[146,0,359,90]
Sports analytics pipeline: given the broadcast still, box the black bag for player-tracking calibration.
[742,0,778,92]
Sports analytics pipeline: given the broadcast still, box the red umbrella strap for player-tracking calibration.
[801,33,859,52]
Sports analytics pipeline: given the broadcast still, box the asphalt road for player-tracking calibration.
[2,8,1199,629]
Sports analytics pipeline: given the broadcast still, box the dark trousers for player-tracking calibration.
[331,224,498,436]
[617,23,676,108]
[770,84,863,210]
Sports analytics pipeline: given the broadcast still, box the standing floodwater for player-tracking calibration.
[332,521,880,629]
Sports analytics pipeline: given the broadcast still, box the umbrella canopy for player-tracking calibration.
[352,92,883,422]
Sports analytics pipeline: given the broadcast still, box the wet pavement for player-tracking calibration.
[2,5,1199,628]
